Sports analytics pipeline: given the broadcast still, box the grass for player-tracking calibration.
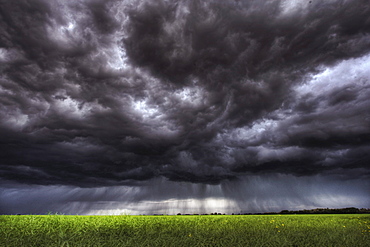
[0,214,369,246]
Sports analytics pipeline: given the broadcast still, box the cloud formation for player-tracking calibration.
[0,0,370,189]
[1,174,369,215]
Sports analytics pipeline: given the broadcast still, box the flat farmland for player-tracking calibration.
[1,214,369,246]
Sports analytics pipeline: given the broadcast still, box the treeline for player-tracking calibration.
[235,207,370,215]
[278,207,370,214]
[172,207,370,216]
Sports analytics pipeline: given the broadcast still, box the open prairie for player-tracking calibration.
[1,214,369,246]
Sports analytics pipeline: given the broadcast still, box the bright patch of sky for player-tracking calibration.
[279,0,311,16]
[85,197,239,215]
[174,86,204,106]
[133,99,160,119]
[295,53,370,96]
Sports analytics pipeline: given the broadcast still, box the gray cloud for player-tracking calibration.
[0,0,370,191]
[1,174,369,215]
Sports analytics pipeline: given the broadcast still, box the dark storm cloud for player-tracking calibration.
[0,0,370,186]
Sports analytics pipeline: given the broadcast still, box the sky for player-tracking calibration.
[0,0,369,215]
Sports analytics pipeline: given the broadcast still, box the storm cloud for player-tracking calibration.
[0,0,369,214]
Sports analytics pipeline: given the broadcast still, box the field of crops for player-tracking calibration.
[1,214,369,246]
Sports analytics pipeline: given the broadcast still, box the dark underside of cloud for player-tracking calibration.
[0,0,370,187]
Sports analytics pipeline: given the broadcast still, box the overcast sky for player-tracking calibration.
[0,0,369,215]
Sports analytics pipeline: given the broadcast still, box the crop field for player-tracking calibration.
[1,214,369,246]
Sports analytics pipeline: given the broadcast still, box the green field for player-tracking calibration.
[1,214,369,246]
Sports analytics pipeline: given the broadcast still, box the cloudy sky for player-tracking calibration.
[1,0,370,215]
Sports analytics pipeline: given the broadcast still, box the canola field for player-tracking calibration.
[1,214,369,246]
